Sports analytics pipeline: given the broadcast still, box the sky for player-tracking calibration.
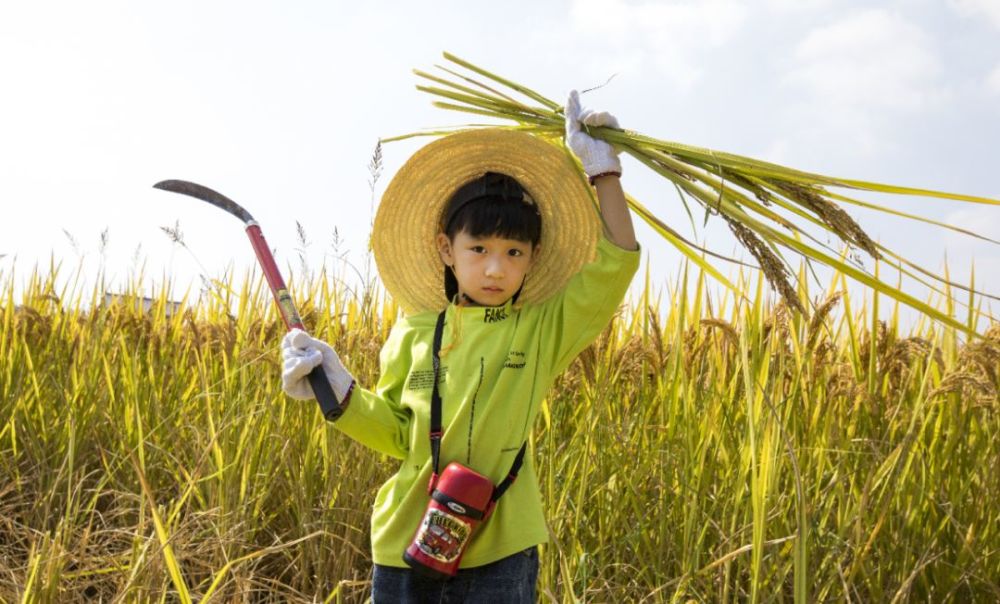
[1,0,999,329]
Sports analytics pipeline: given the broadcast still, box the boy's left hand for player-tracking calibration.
[280,329,355,402]
[564,89,622,179]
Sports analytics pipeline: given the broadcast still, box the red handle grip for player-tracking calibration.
[245,224,342,421]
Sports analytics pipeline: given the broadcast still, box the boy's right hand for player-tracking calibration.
[280,328,355,402]
[564,89,623,179]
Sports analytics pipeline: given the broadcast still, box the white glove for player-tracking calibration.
[564,89,622,178]
[280,328,355,402]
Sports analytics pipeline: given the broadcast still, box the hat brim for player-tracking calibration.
[373,129,603,315]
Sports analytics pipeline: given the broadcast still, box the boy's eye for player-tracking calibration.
[508,249,523,257]
[471,246,486,253]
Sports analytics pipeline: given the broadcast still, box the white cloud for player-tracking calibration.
[944,206,1000,247]
[760,138,791,165]
[765,0,833,12]
[940,206,1000,292]
[786,9,944,112]
[948,0,1000,30]
[570,0,747,91]
[987,62,1000,95]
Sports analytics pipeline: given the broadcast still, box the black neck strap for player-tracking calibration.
[431,310,527,503]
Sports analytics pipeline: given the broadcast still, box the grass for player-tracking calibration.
[1,250,998,602]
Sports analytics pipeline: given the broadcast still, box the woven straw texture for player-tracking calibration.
[373,129,602,315]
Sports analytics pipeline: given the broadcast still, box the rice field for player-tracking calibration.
[1,258,998,602]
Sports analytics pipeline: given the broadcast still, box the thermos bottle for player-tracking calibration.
[403,462,496,579]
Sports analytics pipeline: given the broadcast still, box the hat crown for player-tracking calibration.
[443,172,533,232]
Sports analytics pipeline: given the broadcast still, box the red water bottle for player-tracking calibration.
[403,462,496,579]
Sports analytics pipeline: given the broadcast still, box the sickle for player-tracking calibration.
[153,179,344,421]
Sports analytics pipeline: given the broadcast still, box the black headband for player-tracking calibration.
[441,172,535,232]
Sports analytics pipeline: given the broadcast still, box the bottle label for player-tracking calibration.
[413,508,472,563]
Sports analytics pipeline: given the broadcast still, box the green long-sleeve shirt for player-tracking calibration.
[335,235,640,568]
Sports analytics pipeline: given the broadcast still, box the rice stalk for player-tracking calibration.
[387,52,1000,337]
[3,231,1000,600]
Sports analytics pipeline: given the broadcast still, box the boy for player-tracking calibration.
[282,91,639,602]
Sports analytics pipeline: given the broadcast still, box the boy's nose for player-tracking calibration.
[485,258,504,278]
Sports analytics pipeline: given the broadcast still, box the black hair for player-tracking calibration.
[443,195,542,244]
[441,172,542,303]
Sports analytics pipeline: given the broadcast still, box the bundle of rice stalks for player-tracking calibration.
[385,52,1000,337]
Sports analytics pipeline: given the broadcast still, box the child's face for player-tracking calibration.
[436,230,539,307]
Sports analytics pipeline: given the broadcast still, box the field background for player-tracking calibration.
[2,262,998,603]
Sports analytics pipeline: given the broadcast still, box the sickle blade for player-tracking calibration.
[153,179,256,224]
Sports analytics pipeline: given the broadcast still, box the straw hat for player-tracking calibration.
[372,128,603,316]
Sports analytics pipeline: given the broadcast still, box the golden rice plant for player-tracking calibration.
[386,52,1000,339]
[2,251,998,602]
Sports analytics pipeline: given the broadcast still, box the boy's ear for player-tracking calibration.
[436,233,454,266]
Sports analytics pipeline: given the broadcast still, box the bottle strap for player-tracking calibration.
[429,310,446,478]
[490,442,526,503]
[430,310,526,503]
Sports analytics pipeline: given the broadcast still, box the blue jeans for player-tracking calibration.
[371,547,539,603]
